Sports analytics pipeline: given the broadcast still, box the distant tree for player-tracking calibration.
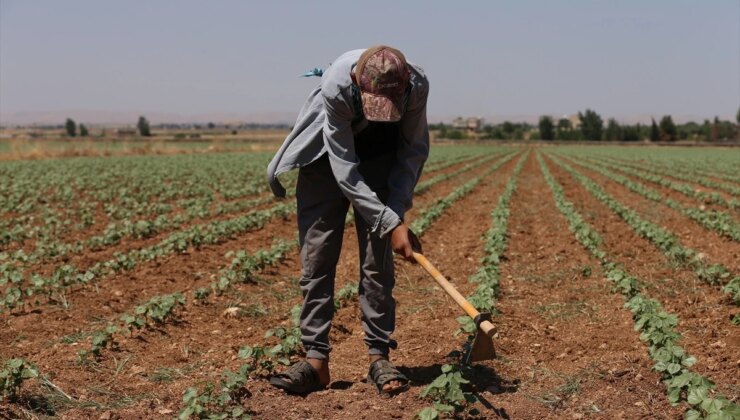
[481,126,504,140]
[501,121,516,137]
[650,118,660,142]
[702,119,713,141]
[79,124,89,137]
[736,107,740,124]
[677,121,702,140]
[711,116,737,140]
[490,129,505,140]
[137,116,152,137]
[622,124,640,141]
[538,116,555,140]
[659,115,677,142]
[578,109,603,140]
[65,118,77,137]
[446,130,465,140]
[604,118,622,141]
[207,122,216,129]
[556,118,574,140]
[438,124,448,138]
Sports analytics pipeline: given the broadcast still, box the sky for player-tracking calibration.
[1,0,738,124]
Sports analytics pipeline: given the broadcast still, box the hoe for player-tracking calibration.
[413,252,496,364]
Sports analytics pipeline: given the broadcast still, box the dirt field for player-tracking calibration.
[0,145,738,419]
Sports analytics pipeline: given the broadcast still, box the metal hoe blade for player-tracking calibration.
[465,329,497,364]
[464,312,496,364]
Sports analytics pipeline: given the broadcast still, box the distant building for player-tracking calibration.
[564,114,582,128]
[451,117,484,133]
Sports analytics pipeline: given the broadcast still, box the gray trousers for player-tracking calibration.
[296,152,397,360]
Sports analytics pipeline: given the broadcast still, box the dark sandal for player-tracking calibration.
[269,360,326,394]
[367,358,410,397]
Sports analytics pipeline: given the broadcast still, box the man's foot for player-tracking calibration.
[306,358,331,386]
[368,355,410,396]
[269,358,330,394]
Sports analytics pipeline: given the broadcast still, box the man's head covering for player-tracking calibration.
[353,45,410,122]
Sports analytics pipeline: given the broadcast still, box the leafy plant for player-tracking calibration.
[78,324,119,361]
[417,364,479,419]
[334,283,359,309]
[120,292,185,332]
[179,364,253,419]
[0,358,39,402]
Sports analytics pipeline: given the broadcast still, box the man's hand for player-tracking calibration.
[390,223,422,263]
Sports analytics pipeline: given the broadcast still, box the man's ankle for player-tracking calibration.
[306,357,328,370]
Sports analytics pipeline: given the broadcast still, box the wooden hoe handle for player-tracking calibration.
[412,252,496,336]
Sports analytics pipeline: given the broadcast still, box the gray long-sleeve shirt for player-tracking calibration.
[266,49,430,238]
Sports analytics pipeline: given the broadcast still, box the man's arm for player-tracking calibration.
[322,90,403,238]
[386,77,430,220]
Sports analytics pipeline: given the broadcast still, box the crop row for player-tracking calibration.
[537,152,739,419]
[410,153,518,235]
[592,155,740,197]
[0,150,477,255]
[1,149,508,315]
[2,149,499,267]
[8,193,280,272]
[422,152,480,173]
[559,155,740,241]
[0,147,481,224]
[416,152,528,420]
[631,157,740,186]
[414,151,509,194]
[0,155,278,252]
[547,154,739,318]
[560,147,740,185]
[579,156,738,212]
[0,202,295,312]
[0,153,273,216]
[460,152,527,331]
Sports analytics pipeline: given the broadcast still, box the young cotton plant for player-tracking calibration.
[0,358,39,403]
[209,239,297,297]
[79,293,186,361]
[416,364,479,420]
[334,283,359,310]
[120,292,186,332]
[179,364,253,420]
[78,324,120,361]
[234,304,304,377]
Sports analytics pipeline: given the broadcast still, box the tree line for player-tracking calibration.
[432,108,739,142]
[64,116,152,137]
